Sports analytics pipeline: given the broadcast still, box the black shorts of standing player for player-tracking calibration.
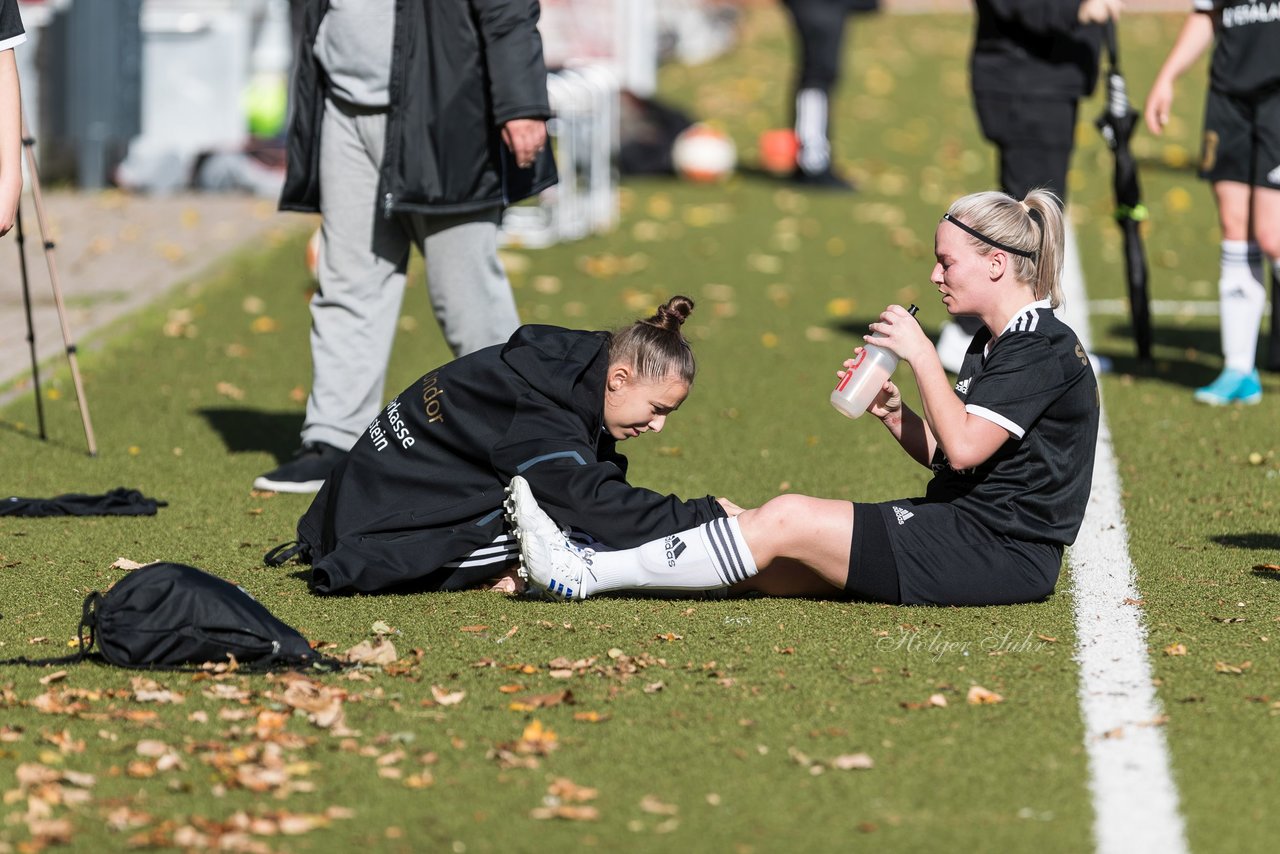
[973,96,1078,202]
[1198,86,1280,189]
[848,500,1063,606]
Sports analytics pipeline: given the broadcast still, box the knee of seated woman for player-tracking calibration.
[743,493,848,541]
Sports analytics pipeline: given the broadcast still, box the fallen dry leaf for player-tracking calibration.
[966,685,1004,705]
[900,694,947,710]
[831,753,875,771]
[509,690,572,712]
[640,795,678,816]
[215,381,246,401]
[549,776,598,803]
[344,637,398,666]
[1164,643,1188,656]
[130,677,185,704]
[279,678,352,734]
[530,805,599,821]
[110,557,148,570]
[430,685,466,706]
[514,719,558,755]
[38,670,68,686]
[1214,660,1252,675]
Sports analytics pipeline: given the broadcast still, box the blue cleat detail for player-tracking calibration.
[1193,368,1263,406]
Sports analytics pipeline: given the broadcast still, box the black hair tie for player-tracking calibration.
[942,213,1038,261]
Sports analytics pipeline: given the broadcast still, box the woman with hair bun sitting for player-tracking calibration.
[277,296,733,595]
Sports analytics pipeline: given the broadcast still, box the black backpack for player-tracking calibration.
[4,563,339,671]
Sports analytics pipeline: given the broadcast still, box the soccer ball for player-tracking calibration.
[758,128,799,176]
[671,124,736,183]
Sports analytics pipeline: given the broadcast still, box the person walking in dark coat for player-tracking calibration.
[257,0,558,494]
[278,297,732,595]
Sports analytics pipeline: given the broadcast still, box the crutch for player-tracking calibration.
[18,108,97,456]
[14,205,45,439]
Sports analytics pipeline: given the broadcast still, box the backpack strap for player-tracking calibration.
[264,540,306,567]
[0,592,100,668]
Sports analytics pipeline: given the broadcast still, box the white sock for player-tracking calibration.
[1218,240,1265,373]
[581,517,758,596]
[795,88,831,174]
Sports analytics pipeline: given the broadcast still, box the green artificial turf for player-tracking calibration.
[0,7,1276,852]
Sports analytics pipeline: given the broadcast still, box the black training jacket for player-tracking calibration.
[296,326,725,594]
[971,0,1102,99]
[280,0,558,216]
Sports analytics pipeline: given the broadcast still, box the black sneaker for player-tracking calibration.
[790,167,856,192]
[252,442,347,494]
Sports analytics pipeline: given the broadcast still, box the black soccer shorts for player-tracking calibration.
[1198,87,1280,190]
[847,500,1063,606]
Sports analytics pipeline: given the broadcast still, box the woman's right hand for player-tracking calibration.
[1144,78,1175,136]
[717,497,746,517]
[867,379,902,422]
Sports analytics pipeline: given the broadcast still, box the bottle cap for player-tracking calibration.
[908,304,919,316]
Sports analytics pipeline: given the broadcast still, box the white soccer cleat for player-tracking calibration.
[503,476,593,600]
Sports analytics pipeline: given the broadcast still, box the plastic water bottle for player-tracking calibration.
[830,305,919,419]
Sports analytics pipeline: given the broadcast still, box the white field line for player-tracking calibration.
[1089,298,1231,317]
[1060,223,1190,854]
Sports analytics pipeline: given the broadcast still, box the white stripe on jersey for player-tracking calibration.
[965,403,1026,439]
[1010,310,1034,332]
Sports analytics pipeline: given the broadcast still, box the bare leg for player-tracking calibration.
[733,494,855,587]
[732,557,845,597]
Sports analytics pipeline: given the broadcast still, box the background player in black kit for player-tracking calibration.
[936,0,1121,372]
[781,0,878,190]
[273,297,734,595]
[1145,0,1280,405]
[508,190,1101,607]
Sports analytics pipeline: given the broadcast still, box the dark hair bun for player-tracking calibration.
[651,296,695,332]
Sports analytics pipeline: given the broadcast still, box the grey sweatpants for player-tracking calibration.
[303,96,520,450]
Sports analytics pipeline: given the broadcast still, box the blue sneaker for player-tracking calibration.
[1193,368,1263,406]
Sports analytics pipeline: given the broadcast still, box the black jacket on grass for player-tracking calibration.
[295,325,725,594]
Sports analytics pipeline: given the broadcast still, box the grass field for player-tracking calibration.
[2,7,1277,853]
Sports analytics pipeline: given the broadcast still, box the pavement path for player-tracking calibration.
[0,189,304,405]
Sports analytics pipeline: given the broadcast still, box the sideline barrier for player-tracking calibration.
[500,65,619,249]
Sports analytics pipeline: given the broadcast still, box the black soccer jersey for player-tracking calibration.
[1196,0,1280,96]
[0,0,24,51]
[924,300,1100,546]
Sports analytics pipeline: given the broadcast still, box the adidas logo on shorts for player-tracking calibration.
[955,377,971,395]
[1268,164,1280,185]
[892,506,915,525]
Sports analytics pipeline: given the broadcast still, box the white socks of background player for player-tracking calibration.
[580,516,758,597]
[795,88,831,175]
[1218,240,1266,373]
